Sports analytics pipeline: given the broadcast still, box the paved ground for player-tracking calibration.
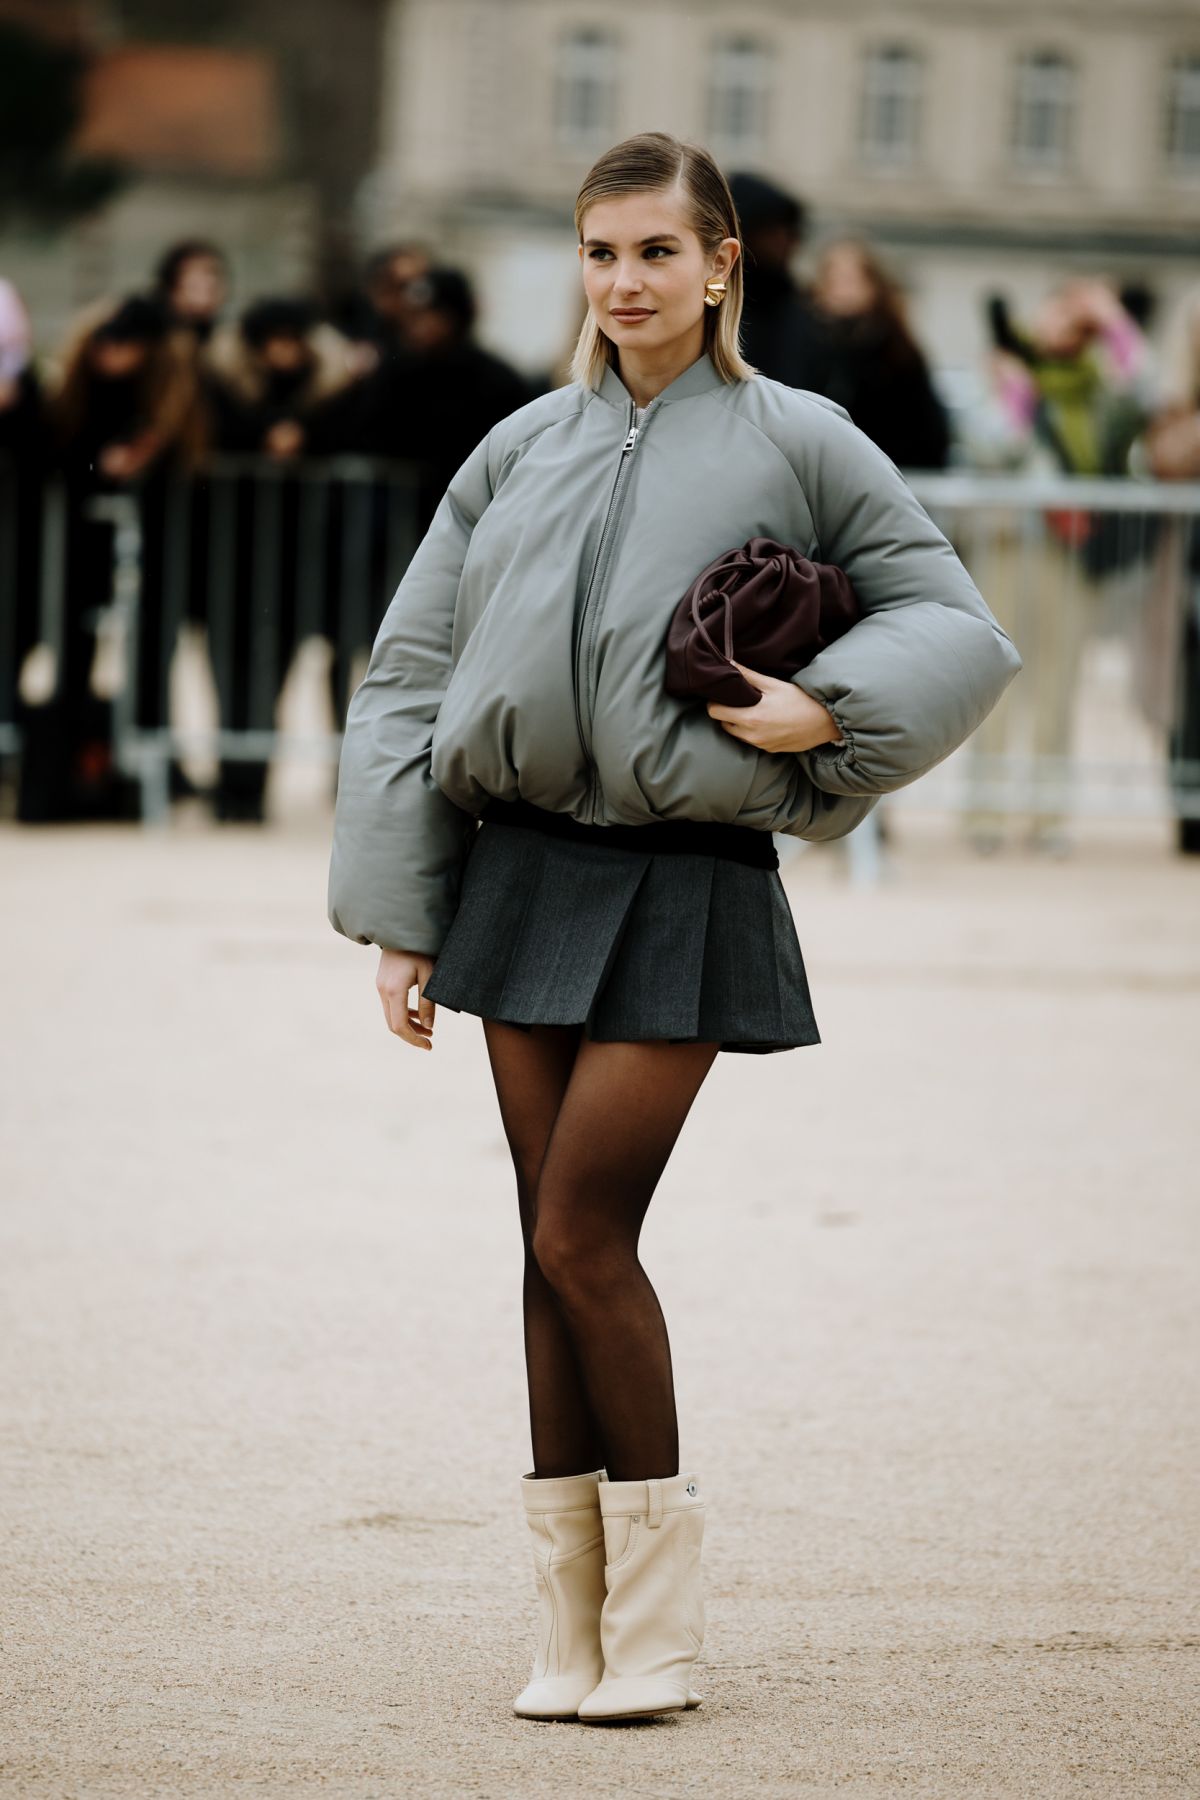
[2,805,1197,1799]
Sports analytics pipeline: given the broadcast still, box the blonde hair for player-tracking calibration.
[570,131,757,389]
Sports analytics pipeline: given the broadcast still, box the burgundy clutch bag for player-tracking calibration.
[664,535,862,708]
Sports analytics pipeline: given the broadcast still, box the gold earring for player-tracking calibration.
[703,278,727,308]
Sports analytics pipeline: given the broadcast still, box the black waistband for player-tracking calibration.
[479,795,779,870]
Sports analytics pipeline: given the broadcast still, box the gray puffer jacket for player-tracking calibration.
[328,350,1021,954]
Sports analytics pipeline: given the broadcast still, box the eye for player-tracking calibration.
[586,246,676,261]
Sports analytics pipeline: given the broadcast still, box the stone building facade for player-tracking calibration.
[369,0,1200,377]
[0,0,389,360]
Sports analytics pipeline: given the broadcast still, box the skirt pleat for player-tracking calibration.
[421,814,822,1055]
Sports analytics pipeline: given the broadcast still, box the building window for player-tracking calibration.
[707,36,770,160]
[1012,49,1076,174]
[859,44,923,169]
[554,27,619,153]
[1165,52,1200,175]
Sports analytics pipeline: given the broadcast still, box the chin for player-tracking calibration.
[610,318,669,343]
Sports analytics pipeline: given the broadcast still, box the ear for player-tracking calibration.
[711,237,741,283]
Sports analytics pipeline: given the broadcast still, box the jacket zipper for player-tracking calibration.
[572,397,650,822]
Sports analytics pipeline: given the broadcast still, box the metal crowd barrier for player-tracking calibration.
[902,472,1200,835]
[0,453,423,820]
[113,454,423,820]
[0,459,65,760]
[2,459,1198,845]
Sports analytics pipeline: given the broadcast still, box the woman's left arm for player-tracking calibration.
[777,395,1023,797]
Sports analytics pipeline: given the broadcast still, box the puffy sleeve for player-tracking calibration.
[784,397,1023,797]
[327,431,494,954]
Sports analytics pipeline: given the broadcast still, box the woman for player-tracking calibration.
[154,237,230,349]
[202,297,365,820]
[811,237,950,472]
[328,133,1021,1724]
[34,293,206,820]
[0,278,51,775]
[964,279,1152,854]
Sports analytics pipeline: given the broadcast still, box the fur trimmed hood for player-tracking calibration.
[205,321,361,411]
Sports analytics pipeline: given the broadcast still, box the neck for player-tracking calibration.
[614,320,707,408]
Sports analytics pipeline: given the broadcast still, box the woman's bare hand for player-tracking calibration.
[98,430,164,481]
[376,947,437,1050]
[265,419,305,459]
[706,661,843,754]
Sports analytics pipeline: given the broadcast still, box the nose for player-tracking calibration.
[612,259,645,298]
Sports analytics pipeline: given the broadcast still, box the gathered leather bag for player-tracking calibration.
[664,535,863,708]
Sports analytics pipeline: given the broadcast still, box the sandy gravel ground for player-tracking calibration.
[2,807,1197,1799]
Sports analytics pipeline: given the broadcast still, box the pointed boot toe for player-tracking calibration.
[577,1673,690,1720]
[513,1671,603,1720]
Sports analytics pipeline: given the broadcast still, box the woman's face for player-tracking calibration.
[259,335,310,373]
[370,251,429,326]
[578,186,738,360]
[814,245,877,319]
[89,340,148,379]
[170,254,227,322]
[1032,286,1099,359]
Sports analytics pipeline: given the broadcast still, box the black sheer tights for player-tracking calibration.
[482,1019,720,1484]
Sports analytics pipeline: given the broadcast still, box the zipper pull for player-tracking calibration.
[623,425,639,452]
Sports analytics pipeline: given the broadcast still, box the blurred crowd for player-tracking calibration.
[1,168,1199,847]
[1,239,538,509]
[728,175,1200,857]
[0,239,539,822]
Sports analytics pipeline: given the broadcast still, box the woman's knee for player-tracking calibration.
[531,1209,630,1305]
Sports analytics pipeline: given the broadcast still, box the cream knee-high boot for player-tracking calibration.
[512,1468,608,1720]
[577,1470,706,1722]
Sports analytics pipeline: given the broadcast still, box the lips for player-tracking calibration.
[612,309,653,317]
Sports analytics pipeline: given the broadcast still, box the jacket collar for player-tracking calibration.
[595,349,727,413]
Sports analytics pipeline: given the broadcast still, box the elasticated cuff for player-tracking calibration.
[808,699,857,771]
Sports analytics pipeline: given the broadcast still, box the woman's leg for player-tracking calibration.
[531,1037,721,1483]
[482,1018,607,1480]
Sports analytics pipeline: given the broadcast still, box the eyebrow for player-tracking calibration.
[582,233,684,248]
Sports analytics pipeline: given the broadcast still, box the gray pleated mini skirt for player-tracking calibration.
[421,796,821,1055]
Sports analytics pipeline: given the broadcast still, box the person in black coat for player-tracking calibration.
[203,297,363,459]
[810,238,950,472]
[333,266,533,533]
[201,297,366,820]
[303,268,534,770]
[330,242,433,361]
[726,172,828,392]
[30,293,206,821]
[0,279,53,778]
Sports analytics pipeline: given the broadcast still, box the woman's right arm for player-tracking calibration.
[375,948,437,1052]
[327,429,495,960]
